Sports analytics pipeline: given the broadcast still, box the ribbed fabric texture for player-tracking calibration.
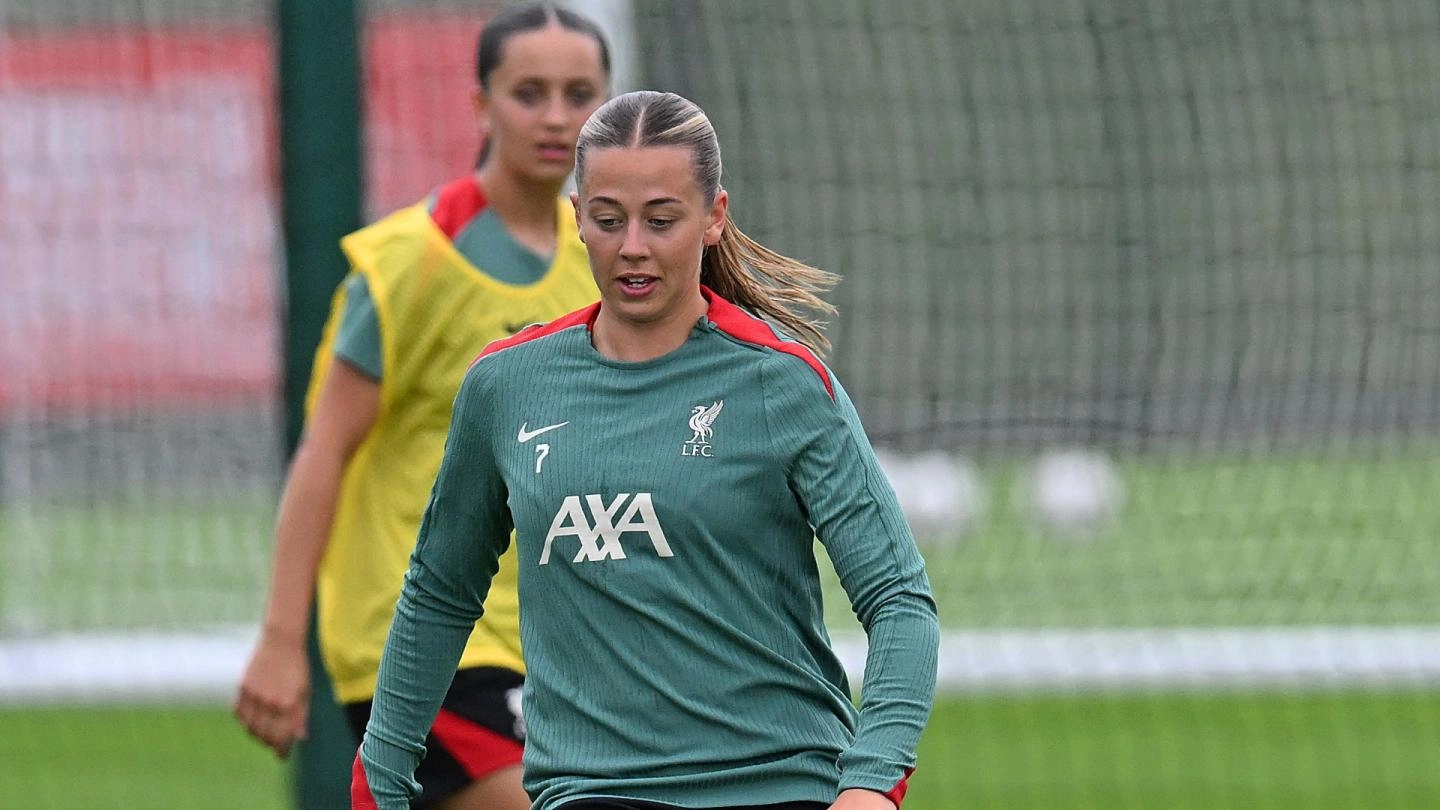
[361,295,939,809]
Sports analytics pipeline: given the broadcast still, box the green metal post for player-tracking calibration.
[277,0,364,806]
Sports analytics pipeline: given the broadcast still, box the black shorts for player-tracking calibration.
[558,795,835,801]
[348,666,525,808]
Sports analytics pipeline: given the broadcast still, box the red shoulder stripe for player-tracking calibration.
[473,303,599,365]
[429,176,488,239]
[702,287,834,399]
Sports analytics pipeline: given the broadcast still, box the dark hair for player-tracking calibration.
[474,3,612,167]
[575,91,839,355]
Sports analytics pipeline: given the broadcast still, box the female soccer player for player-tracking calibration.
[233,4,610,808]
[355,90,940,810]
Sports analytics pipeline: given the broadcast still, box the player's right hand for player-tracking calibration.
[233,637,311,758]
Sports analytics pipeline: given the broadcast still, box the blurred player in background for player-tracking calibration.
[355,90,940,810]
[234,4,611,808]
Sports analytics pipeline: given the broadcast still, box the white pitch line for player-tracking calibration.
[4,626,1440,703]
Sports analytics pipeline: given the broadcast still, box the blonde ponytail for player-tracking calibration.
[703,212,837,355]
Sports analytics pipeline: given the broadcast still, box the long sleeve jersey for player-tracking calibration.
[360,290,939,809]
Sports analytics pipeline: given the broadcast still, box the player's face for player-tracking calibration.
[474,25,607,186]
[572,145,728,330]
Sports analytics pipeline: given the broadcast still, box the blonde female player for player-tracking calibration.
[356,91,939,810]
[234,4,610,808]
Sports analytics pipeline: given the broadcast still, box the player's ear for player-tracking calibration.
[703,188,728,247]
[570,191,584,242]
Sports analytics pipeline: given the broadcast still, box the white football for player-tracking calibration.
[1024,449,1125,535]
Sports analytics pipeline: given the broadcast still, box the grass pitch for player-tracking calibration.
[5,688,1439,809]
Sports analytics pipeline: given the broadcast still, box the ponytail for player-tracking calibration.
[702,212,838,355]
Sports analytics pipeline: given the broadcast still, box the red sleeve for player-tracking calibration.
[884,767,915,807]
[351,751,378,809]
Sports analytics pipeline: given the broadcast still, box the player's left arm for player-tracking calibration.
[359,360,515,808]
[763,356,940,805]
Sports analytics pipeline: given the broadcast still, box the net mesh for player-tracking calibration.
[0,0,288,804]
[0,0,281,638]
[639,0,1440,453]
[3,0,1440,806]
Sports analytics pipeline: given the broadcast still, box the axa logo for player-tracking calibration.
[683,400,724,457]
[540,493,673,565]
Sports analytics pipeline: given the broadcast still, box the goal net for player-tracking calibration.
[2,0,1437,781]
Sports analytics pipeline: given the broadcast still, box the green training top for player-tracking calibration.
[360,289,939,810]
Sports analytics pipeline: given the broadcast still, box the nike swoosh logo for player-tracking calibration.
[517,421,570,443]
